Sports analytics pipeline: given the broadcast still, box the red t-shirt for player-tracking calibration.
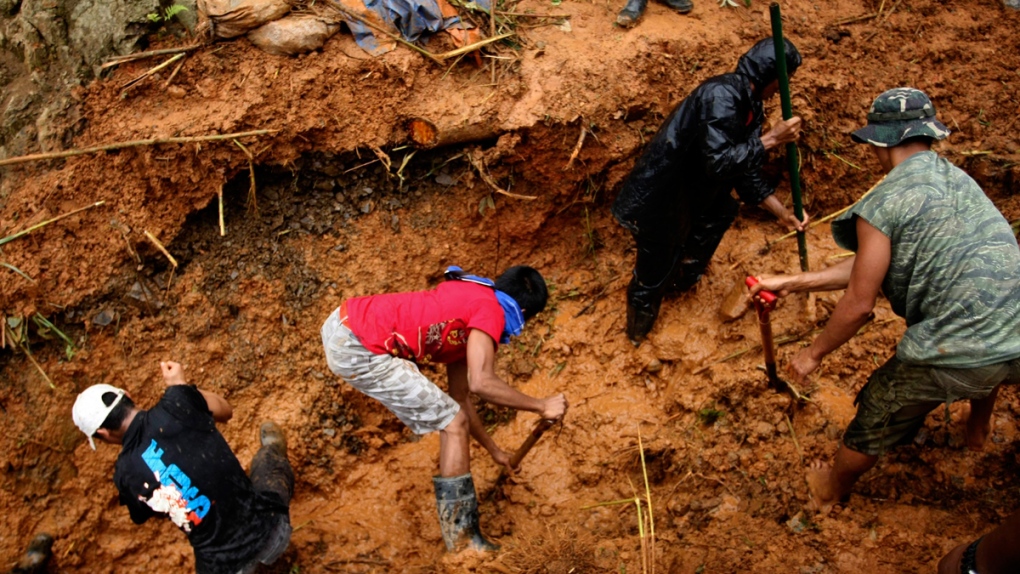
[345,281,505,364]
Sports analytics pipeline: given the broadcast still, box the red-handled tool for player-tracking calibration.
[746,277,787,393]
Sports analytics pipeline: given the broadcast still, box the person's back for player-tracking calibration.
[832,150,1020,367]
[345,280,506,364]
[612,72,762,227]
[115,384,288,573]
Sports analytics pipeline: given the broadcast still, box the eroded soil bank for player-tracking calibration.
[1,0,1019,572]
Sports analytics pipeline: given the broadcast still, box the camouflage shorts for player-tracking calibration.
[320,307,460,435]
[843,355,1020,456]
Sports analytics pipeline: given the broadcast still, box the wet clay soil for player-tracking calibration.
[1,0,1020,572]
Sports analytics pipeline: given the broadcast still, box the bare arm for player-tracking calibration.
[786,218,890,383]
[759,194,809,232]
[448,361,507,466]
[465,329,567,421]
[939,508,1020,574]
[160,361,234,423]
[751,255,856,297]
[760,116,801,150]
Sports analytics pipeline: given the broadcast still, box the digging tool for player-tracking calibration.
[745,277,810,404]
[486,418,557,500]
[769,3,809,272]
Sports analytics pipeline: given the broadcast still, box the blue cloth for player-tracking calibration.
[444,266,523,344]
[341,0,491,55]
[494,290,524,344]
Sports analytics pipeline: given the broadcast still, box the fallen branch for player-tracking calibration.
[863,0,904,43]
[832,12,876,26]
[468,151,538,200]
[101,45,203,69]
[563,121,587,171]
[784,414,803,462]
[143,230,179,268]
[232,139,259,215]
[0,201,106,247]
[0,129,277,167]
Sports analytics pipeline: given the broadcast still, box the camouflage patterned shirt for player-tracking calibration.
[832,151,1020,367]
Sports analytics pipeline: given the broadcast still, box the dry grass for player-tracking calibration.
[502,522,615,573]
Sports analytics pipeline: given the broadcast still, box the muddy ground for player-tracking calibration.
[1,0,1020,572]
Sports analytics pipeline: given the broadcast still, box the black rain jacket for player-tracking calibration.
[612,38,802,236]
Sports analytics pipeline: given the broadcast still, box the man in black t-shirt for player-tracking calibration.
[72,361,294,574]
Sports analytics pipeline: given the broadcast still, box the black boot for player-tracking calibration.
[12,533,53,574]
[661,0,693,13]
[433,474,499,552]
[626,279,663,346]
[616,0,648,27]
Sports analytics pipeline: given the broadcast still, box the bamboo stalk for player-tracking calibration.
[101,45,202,69]
[0,201,106,247]
[143,230,179,268]
[0,130,277,168]
[784,414,803,462]
[768,176,886,246]
[435,33,514,60]
[122,53,186,90]
[495,10,570,17]
[163,55,188,88]
[217,184,226,237]
[833,12,876,25]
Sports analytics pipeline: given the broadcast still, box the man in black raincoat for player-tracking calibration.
[613,37,807,345]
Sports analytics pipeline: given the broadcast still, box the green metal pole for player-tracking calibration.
[769,2,809,272]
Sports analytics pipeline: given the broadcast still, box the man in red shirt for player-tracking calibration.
[321,265,568,551]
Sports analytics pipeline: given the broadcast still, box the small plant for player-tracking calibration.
[697,405,725,425]
[148,4,189,23]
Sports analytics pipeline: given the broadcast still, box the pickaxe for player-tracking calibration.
[745,277,810,404]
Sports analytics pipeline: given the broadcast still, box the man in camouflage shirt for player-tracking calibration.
[750,87,1020,512]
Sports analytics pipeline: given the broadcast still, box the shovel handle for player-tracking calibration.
[509,419,556,469]
[745,276,777,305]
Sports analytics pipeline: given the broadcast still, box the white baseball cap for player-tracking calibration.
[72,384,126,450]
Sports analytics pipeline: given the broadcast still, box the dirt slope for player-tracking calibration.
[1,0,1019,572]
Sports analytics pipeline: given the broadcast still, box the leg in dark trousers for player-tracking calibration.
[673,193,740,292]
[627,225,685,345]
[241,422,295,573]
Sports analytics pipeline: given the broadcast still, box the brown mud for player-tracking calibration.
[1,0,1020,572]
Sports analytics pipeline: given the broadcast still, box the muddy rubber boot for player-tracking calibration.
[661,0,693,13]
[626,279,662,346]
[12,533,53,574]
[260,421,288,452]
[615,0,648,27]
[433,474,499,552]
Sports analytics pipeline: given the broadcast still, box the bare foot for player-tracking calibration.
[805,460,838,514]
[962,403,991,451]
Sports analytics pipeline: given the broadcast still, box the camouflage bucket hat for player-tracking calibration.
[851,87,950,147]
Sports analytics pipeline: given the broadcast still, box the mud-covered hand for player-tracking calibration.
[160,361,187,386]
[490,447,515,474]
[779,209,810,233]
[787,348,820,385]
[748,274,794,299]
[762,116,802,150]
[540,393,568,421]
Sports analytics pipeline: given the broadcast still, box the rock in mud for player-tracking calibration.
[718,277,750,322]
